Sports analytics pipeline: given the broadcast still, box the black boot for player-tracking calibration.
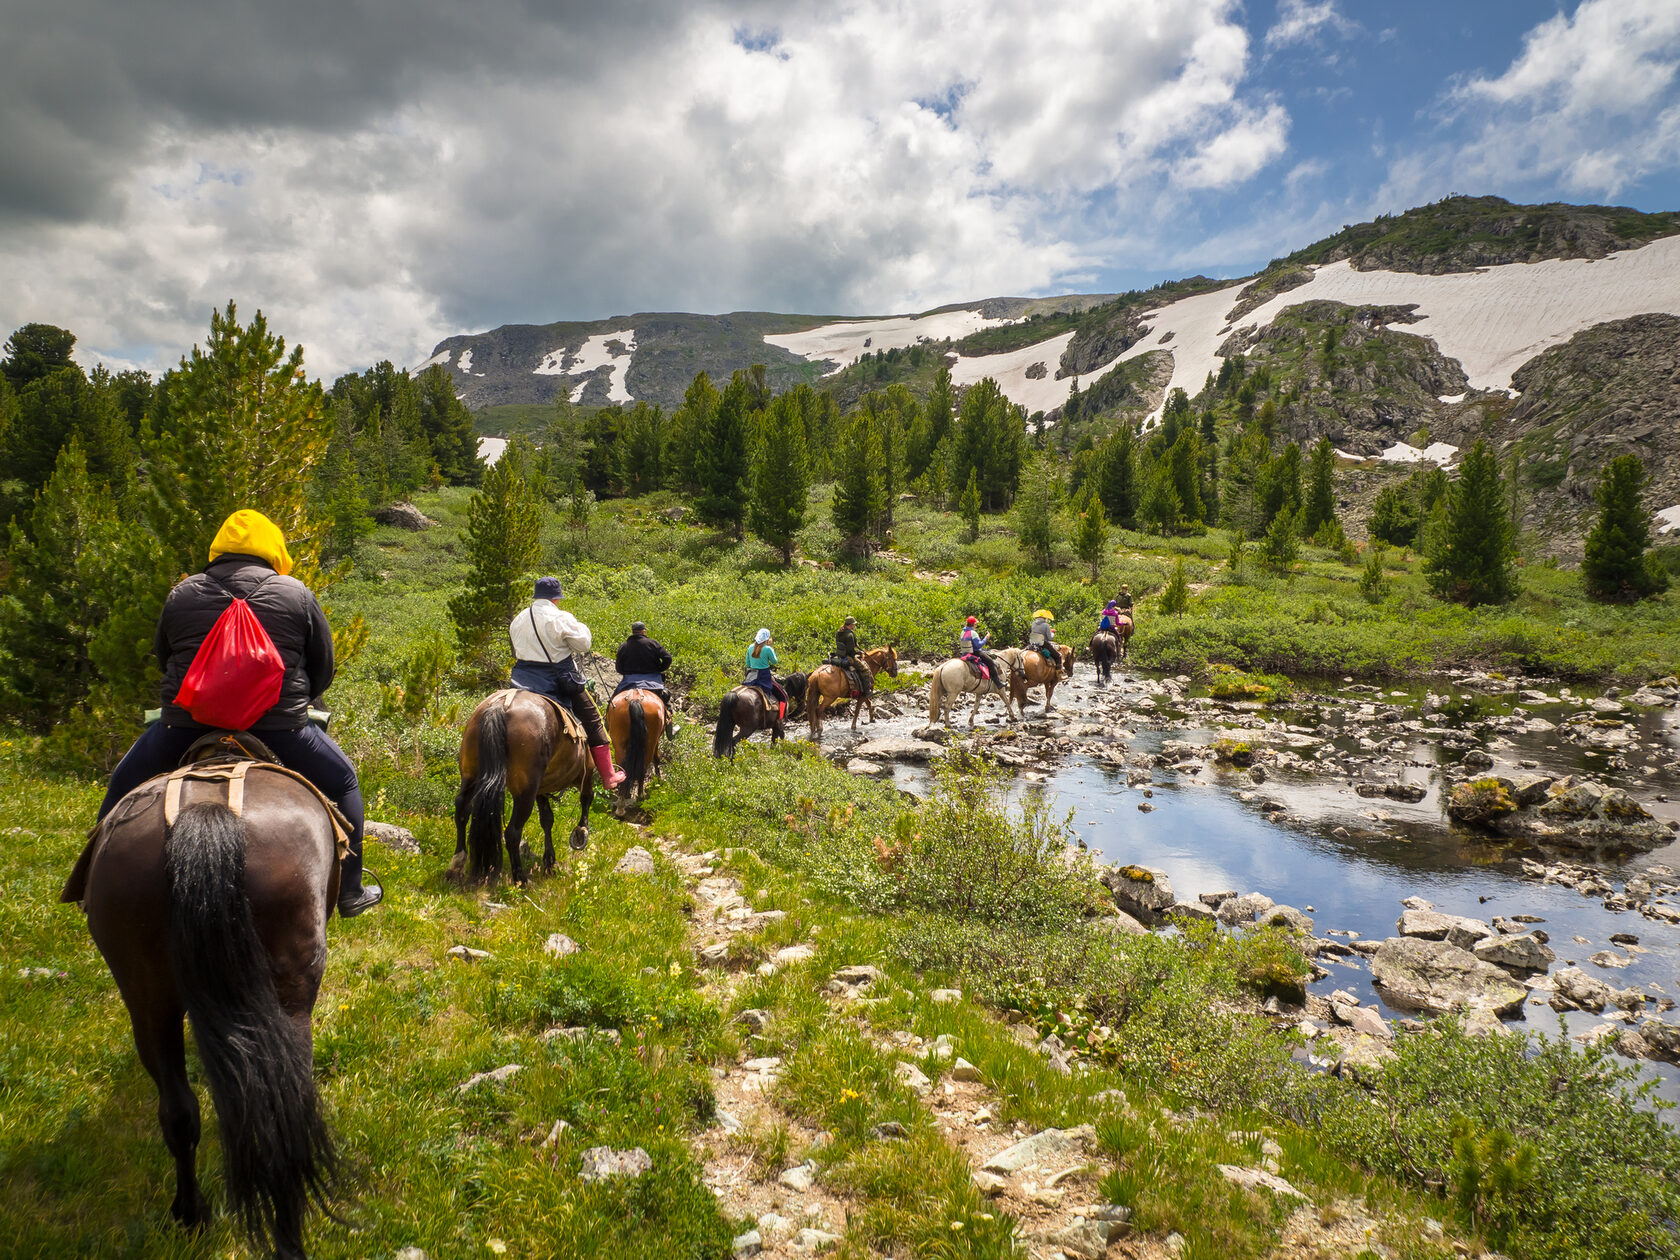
[337,842,383,918]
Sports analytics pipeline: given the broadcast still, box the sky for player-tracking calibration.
[2,0,1679,379]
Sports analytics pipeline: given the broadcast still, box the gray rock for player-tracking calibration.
[1102,864,1175,920]
[845,758,888,777]
[614,846,656,875]
[1198,890,1238,908]
[731,1229,762,1257]
[1332,1001,1393,1041]
[1397,908,1494,949]
[797,1227,842,1252]
[894,1061,932,1093]
[1371,937,1526,1016]
[930,988,962,1004]
[1335,1033,1397,1086]
[1217,1164,1310,1200]
[372,501,437,530]
[1040,1221,1110,1258]
[1473,933,1555,973]
[870,1120,907,1140]
[1510,773,1556,806]
[736,1008,772,1032]
[1262,904,1315,934]
[1167,900,1215,923]
[773,944,815,967]
[1091,910,1148,936]
[363,820,420,853]
[578,1145,651,1182]
[951,1056,983,1082]
[544,932,581,958]
[1639,1019,1680,1062]
[1551,966,1612,1012]
[972,1169,1008,1196]
[852,736,936,762]
[446,944,492,962]
[981,1124,1097,1174]
[1217,892,1276,925]
[777,1161,817,1190]
[698,942,732,966]
[395,1249,430,1260]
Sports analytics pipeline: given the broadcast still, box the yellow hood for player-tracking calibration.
[207,510,294,576]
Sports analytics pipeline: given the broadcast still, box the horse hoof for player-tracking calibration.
[570,828,589,851]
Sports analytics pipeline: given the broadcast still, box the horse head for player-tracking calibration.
[869,645,898,678]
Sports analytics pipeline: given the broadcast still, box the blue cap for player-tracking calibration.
[534,576,562,599]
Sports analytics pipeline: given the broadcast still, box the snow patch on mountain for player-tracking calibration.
[947,332,1120,416]
[763,309,1013,375]
[532,328,637,403]
[478,436,508,465]
[1657,505,1680,534]
[412,348,453,374]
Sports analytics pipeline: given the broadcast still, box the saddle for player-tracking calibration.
[962,654,991,682]
[61,739,354,906]
[499,686,587,741]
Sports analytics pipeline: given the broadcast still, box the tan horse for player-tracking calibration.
[1006,642,1075,712]
[452,689,595,884]
[927,654,1017,727]
[807,646,899,740]
[607,688,666,808]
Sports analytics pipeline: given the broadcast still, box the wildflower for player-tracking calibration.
[486,1240,508,1255]
[668,960,682,978]
[950,1221,964,1231]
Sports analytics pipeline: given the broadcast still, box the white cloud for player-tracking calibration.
[1433,0,1680,197]
[1263,0,1355,50]
[0,0,1293,377]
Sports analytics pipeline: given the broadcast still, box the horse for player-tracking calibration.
[1008,642,1076,712]
[1090,632,1118,683]
[927,653,1018,727]
[807,646,899,740]
[64,744,344,1259]
[712,672,807,759]
[452,689,595,884]
[606,688,666,808]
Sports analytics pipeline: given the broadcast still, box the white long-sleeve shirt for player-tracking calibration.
[508,600,592,663]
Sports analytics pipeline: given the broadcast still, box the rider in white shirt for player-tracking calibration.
[508,576,624,788]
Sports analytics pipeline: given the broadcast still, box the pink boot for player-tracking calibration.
[590,744,626,790]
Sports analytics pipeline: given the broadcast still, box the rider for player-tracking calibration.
[613,621,677,736]
[1098,600,1126,634]
[1029,608,1061,669]
[744,628,788,717]
[1115,584,1135,616]
[508,576,625,789]
[834,615,872,699]
[97,509,382,917]
[959,615,1003,685]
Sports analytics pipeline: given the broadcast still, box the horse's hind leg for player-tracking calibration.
[131,998,207,1228]
[448,781,472,882]
[504,791,536,885]
[537,796,556,873]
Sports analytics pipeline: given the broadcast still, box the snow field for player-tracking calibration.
[478,436,508,465]
[531,329,638,403]
[1657,506,1680,535]
[763,308,1014,375]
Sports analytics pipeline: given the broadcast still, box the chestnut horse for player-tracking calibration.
[1007,642,1076,712]
[453,689,594,883]
[806,646,899,740]
[606,688,666,807]
[65,750,344,1259]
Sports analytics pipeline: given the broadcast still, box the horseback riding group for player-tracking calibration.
[58,507,1141,1258]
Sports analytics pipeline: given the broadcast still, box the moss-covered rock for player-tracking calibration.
[1446,777,1517,825]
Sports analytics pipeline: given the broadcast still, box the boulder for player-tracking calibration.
[1397,908,1494,949]
[614,846,656,875]
[1091,910,1148,936]
[851,736,936,762]
[1509,773,1556,806]
[1167,900,1215,923]
[845,759,888,777]
[1261,904,1315,934]
[1371,937,1526,1016]
[980,1124,1097,1174]
[1550,966,1611,1013]
[544,933,582,958]
[1102,865,1175,921]
[372,501,436,530]
[1217,1164,1310,1200]
[894,1061,932,1093]
[578,1145,652,1183]
[1446,778,1517,825]
[1335,1033,1397,1086]
[1639,1019,1680,1063]
[1472,933,1555,973]
[1331,1000,1393,1041]
[1217,892,1276,926]
[777,1162,817,1191]
[363,820,420,853]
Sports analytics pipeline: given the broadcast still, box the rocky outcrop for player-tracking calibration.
[1102,865,1174,922]
[372,501,436,530]
[1396,907,1493,949]
[1370,937,1526,1017]
[1451,775,1672,852]
[1472,933,1555,973]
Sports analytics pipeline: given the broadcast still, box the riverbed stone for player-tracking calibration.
[1217,892,1276,926]
[1639,1019,1680,1062]
[1102,864,1175,920]
[1472,933,1555,973]
[1397,908,1494,949]
[1550,966,1611,1012]
[1371,938,1526,1016]
[852,736,936,762]
[1262,904,1315,934]
[1446,778,1517,825]
[1331,1000,1393,1041]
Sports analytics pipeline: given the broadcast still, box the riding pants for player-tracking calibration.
[98,721,370,893]
[511,660,609,747]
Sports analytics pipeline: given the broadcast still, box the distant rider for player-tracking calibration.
[834,615,872,699]
[508,576,625,789]
[97,509,382,917]
[613,621,677,736]
[959,615,1003,685]
[1114,584,1134,615]
[1029,608,1061,669]
[745,628,788,717]
[1098,600,1126,634]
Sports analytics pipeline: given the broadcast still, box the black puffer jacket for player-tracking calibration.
[155,554,334,730]
[615,634,673,677]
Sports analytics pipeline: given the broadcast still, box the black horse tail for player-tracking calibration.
[165,804,337,1255]
[713,693,739,758]
[468,703,510,876]
[624,698,648,787]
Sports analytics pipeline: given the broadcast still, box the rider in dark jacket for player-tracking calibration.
[834,615,872,697]
[613,622,676,733]
[98,510,381,917]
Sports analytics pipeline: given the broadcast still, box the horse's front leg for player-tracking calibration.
[571,778,593,851]
[537,795,556,873]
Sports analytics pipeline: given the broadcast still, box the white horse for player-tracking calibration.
[927,650,1020,727]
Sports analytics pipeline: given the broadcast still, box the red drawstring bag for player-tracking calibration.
[173,577,286,730]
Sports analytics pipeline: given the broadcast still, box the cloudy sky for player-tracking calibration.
[3,0,1679,379]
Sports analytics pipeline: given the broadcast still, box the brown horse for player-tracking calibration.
[65,749,344,1259]
[1090,632,1119,683]
[712,672,808,758]
[607,688,666,807]
[1006,642,1076,712]
[453,689,595,884]
[807,646,899,739]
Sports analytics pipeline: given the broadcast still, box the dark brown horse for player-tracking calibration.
[1091,617,1130,681]
[806,646,899,740]
[606,688,666,808]
[65,752,343,1259]
[453,689,595,883]
[712,672,807,758]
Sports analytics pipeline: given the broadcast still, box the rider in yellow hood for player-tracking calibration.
[208,509,294,576]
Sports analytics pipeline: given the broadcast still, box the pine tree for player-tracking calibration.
[1014,453,1059,566]
[924,365,956,450]
[832,415,885,555]
[748,392,812,564]
[694,370,754,537]
[959,470,981,543]
[1074,484,1109,578]
[1367,484,1421,547]
[1302,437,1337,536]
[1159,556,1190,615]
[1,322,77,389]
[1168,428,1203,524]
[1359,543,1391,604]
[1582,454,1668,602]
[448,439,545,664]
[415,364,483,484]
[667,370,719,491]
[1225,528,1246,582]
[951,377,1023,509]
[1099,423,1139,527]
[1140,466,1182,534]
[316,407,372,563]
[1259,442,1302,527]
[1426,439,1517,606]
[1258,505,1300,573]
[145,302,334,582]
